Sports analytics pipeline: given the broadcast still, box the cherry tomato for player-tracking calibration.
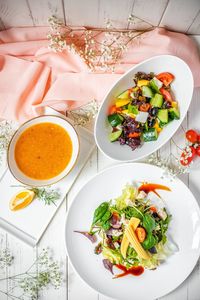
[198,135,200,143]
[186,129,198,143]
[128,132,141,138]
[139,103,151,112]
[180,146,196,166]
[135,227,146,243]
[196,146,200,157]
[160,88,173,101]
[156,72,175,86]
[149,206,157,213]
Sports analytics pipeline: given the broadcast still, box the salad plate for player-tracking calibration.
[95,55,194,161]
[65,163,200,300]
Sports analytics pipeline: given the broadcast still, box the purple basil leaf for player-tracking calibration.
[102,259,114,274]
[74,231,97,243]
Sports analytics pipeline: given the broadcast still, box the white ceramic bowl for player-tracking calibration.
[95,55,194,161]
[7,115,79,187]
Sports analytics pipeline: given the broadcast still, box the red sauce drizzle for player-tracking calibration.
[114,265,144,278]
[138,183,171,198]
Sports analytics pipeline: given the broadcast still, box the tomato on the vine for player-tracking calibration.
[180,146,196,166]
[185,129,198,143]
[196,146,200,157]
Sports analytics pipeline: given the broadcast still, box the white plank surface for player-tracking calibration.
[0,0,200,33]
[160,0,200,33]
[0,90,200,300]
[0,2,200,300]
[28,0,65,26]
[0,0,34,28]
[187,10,200,34]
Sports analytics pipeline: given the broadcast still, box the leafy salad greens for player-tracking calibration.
[76,182,178,278]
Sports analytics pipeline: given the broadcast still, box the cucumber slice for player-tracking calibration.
[142,128,158,142]
[117,89,130,99]
[109,130,122,142]
[157,109,168,124]
[168,107,180,120]
[150,93,163,108]
[128,104,139,114]
[141,86,154,98]
[149,77,163,92]
[108,114,124,127]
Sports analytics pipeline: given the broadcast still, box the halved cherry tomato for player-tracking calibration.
[128,132,141,138]
[108,105,122,115]
[139,103,151,112]
[186,129,198,143]
[160,88,173,101]
[135,227,146,243]
[180,146,196,166]
[156,72,174,86]
[196,146,200,157]
[149,206,157,213]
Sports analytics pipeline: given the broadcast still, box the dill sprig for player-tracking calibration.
[31,187,61,206]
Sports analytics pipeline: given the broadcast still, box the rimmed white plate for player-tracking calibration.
[65,163,200,300]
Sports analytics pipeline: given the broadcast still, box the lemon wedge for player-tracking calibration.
[9,190,35,211]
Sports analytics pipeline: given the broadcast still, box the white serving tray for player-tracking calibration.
[0,107,95,246]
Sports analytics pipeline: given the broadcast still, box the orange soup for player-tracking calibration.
[15,122,73,180]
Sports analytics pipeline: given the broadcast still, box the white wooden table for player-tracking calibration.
[0,89,200,300]
[0,1,200,299]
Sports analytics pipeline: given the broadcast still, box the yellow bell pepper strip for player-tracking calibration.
[153,120,162,133]
[137,80,150,87]
[115,99,130,108]
[171,101,178,108]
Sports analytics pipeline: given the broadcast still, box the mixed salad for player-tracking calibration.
[76,183,177,278]
[107,72,180,150]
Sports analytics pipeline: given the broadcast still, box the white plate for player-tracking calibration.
[95,55,194,161]
[65,163,200,300]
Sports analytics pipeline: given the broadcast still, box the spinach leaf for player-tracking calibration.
[101,211,112,222]
[142,214,156,233]
[92,202,109,225]
[142,233,157,250]
[102,220,111,231]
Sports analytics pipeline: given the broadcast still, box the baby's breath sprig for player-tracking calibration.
[0,248,63,300]
[47,15,155,72]
[0,249,14,269]
[146,152,189,181]
[0,120,17,164]
[67,99,99,126]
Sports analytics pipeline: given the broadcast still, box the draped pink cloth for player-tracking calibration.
[0,26,199,122]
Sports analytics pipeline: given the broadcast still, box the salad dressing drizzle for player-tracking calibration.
[114,265,144,278]
[138,183,171,198]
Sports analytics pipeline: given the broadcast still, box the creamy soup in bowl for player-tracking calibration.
[8,115,79,186]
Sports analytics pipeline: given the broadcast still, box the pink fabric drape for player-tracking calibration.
[0,26,199,122]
